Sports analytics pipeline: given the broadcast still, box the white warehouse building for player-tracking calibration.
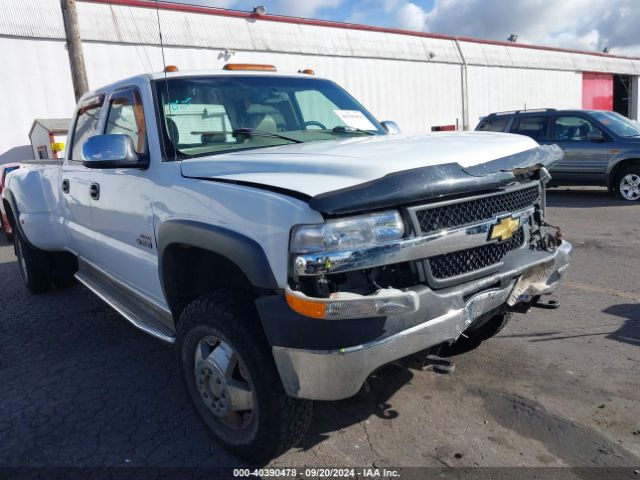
[1,0,640,162]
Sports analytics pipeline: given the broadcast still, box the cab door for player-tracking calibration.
[549,115,610,174]
[87,86,164,303]
[60,95,105,261]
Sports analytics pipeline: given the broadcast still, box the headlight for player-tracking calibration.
[290,210,404,254]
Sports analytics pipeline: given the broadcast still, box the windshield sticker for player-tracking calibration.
[170,97,192,111]
[333,110,376,131]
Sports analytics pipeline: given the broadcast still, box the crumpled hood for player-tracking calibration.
[180,131,541,197]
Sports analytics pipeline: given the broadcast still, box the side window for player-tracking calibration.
[477,116,510,132]
[105,89,147,154]
[512,116,549,141]
[554,116,603,141]
[70,95,104,161]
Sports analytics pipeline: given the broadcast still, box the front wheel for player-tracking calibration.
[177,290,313,460]
[14,231,52,294]
[614,166,640,201]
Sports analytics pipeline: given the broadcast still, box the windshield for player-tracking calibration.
[154,75,385,159]
[590,111,640,137]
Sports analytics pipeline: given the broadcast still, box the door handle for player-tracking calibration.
[89,182,100,200]
[61,179,70,194]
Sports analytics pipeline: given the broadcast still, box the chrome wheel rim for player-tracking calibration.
[619,173,640,200]
[194,336,254,429]
[16,238,28,283]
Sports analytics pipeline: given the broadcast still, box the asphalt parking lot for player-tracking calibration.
[0,187,639,474]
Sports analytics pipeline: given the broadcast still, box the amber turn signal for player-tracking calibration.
[285,289,326,319]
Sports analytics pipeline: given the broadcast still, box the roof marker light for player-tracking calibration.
[299,69,315,75]
[223,63,277,71]
[164,65,179,72]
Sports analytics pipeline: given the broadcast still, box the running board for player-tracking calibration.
[75,263,176,343]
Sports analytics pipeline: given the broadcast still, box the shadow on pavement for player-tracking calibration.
[603,303,640,347]
[299,364,413,451]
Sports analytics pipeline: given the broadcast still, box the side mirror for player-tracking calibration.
[381,120,401,135]
[588,131,605,142]
[82,134,148,169]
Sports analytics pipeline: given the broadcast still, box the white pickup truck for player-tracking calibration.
[3,65,572,460]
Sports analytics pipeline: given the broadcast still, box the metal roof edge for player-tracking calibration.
[79,0,640,62]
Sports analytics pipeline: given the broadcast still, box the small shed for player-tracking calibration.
[29,118,70,160]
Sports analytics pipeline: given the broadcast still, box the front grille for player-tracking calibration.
[428,228,525,279]
[414,185,539,235]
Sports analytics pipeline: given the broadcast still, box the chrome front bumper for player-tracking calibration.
[273,240,572,401]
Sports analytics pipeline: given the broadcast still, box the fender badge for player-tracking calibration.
[488,216,520,242]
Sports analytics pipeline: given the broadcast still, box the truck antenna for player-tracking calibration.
[154,0,177,161]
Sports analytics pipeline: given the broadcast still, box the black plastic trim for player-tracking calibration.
[156,220,279,301]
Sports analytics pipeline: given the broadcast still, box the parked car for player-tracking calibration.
[2,66,572,460]
[0,163,20,241]
[476,108,640,201]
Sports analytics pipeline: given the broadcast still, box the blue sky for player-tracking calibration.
[168,0,639,56]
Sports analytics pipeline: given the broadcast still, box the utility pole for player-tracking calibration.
[60,0,89,101]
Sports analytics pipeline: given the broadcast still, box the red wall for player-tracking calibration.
[582,72,613,110]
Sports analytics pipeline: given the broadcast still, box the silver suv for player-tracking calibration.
[476,109,640,201]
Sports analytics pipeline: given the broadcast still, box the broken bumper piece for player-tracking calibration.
[273,240,572,401]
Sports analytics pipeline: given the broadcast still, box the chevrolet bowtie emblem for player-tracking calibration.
[489,216,520,241]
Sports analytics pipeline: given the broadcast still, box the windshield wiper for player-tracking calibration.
[332,126,376,135]
[191,128,303,144]
[233,128,303,143]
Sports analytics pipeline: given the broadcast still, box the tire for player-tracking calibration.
[51,252,78,288]
[440,312,512,357]
[177,290,313,461]
[14,231,52,294]
[614,166,640,201]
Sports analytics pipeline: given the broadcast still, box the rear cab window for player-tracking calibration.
[477,116,510,132]
[69,95,105,161]
[511,115,549,141]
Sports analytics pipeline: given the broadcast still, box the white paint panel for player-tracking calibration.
[467,66,582,127]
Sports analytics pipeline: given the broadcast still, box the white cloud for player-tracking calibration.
[275,0,343,18]
[420,0,640,55]
[394,3,428,31]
